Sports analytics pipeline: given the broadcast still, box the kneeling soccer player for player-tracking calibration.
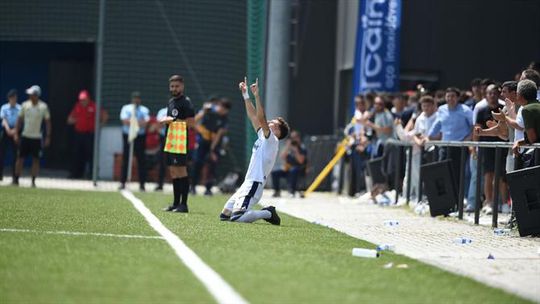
[220,77,289,225]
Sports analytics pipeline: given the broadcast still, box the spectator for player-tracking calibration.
[363,96,394,157]
[513,79,540,165]
[119,91,150,191]
[271,130,307,198]
[467,79,502,211]
[0,89,21,181]
[391,94,414,127]
[349,95,371,194]
[497,81,519,172]
[66,90,105,179]
[13,85,51,187]
[464,78,483,109]
[395,95,438,201]
[191,98,231,195]
[428,87,473,191]
[519,69,540,100]
[473,84,508,215]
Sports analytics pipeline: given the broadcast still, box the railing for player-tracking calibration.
[384,139,540,228]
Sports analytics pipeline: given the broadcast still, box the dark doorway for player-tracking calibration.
[0,41,95,171]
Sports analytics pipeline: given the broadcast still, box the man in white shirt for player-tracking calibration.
[395,96,437,201]
[220,77,290,225]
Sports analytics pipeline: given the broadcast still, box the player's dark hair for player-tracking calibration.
[420,95,435,104]
[445,87,461,96]
[276,117,290,140]
[470,78,482,87]
[502,81,517,92]
[219,98,232,110]
[481,78,494,87]
[522,69,540,86]
[169,75,184,83]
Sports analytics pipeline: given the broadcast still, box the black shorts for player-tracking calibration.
[480,147,507,173]
[19,137,42,158]
[166,152,187,167]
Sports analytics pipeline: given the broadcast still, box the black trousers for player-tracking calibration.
[71,132,94,179]
[192,140,218,190]
[121,134,146,186]
[0,132,17,179]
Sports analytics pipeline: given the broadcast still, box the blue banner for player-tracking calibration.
[352,0,402,112]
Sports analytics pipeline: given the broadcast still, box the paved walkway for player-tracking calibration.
[2,177,539,302]
[261,192,540,303]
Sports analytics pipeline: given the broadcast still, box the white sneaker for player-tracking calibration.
[481,205,493,215]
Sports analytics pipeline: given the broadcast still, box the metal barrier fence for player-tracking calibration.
[381,140,540,228]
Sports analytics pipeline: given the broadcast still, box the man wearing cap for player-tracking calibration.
[0,89,21,181]
[67,90,104,179]
[13,85,51,187]
[119,91,150,191]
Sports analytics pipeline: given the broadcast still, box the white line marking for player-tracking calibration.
[120,190,248,304]
[0,228,164,240]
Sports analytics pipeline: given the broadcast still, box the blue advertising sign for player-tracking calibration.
[352,0,402,112]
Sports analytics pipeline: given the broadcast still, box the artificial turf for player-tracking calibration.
[0,186,531,304]
[0,187,213,303]
[138,191,531,304]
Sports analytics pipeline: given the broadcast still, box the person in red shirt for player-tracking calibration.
[67,90,107,179]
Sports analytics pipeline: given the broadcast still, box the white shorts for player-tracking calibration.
[226,180,264,213]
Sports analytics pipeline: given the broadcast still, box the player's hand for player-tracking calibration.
[504,98,514,110]
[474,125,482,135]
[512,141,521,158]
[250,78,259,97]
[159,116,174,125]
[13,134,19,144]
[491,111,505,122]
[486,120,497,128]
[239,77,248,93]
[44,137,51,147]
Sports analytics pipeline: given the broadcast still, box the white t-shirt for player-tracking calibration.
[413,112,437,136]
[514,107,525,142]
[245,128,280,183]
[19,100,50,139]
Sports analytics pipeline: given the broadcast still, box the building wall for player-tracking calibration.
[399,0,540,88]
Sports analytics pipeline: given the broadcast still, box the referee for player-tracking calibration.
[160,75,195,213]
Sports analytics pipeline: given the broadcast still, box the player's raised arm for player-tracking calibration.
[251,78,270,138]
[241,77,260,132]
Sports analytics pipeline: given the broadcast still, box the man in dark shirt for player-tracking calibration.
[271,130,307,197]
[191,98,231,195]
[474,84,508,215]
[160,75,195,213]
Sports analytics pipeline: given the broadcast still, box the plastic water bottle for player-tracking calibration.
[453,237,472,244]
[376,244,396,252]
[352,248,379,258]
[383,220,400,227]
[493,228,510,236]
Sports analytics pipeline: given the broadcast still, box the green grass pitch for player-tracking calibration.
[0,187,531,303]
